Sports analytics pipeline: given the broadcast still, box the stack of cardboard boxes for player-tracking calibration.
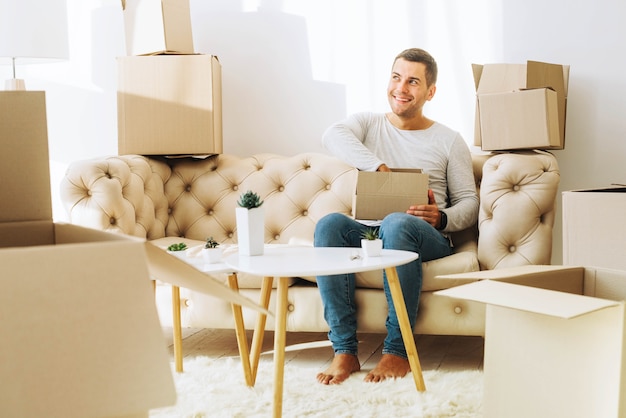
[0,5,266,412]
[118,0,222,156]
[472,60,569,151]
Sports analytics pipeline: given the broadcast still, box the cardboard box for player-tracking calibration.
[117,54,223,156]
[0,91,264,417]
[563,186,626,271]
[0,91,175,417]
[352,169,428,220]
[472,60,570,151]
[121,0,194,56]
[436,265,626,418]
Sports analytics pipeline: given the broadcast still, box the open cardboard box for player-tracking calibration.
[436,265,626,418]
[0,91,265,417]
[121,0,194,56]
[352,169,428,221]
[563,186,626,271]
[472,60,569,151]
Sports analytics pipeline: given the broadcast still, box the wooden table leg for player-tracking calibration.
[249,276,273,383]
[229,275,273,387]
[228,273,254,386]
[272,278,289,418]
[171,285,184,373]
[385,267,426,392]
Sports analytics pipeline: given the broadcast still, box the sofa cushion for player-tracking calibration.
[162,153,357,247]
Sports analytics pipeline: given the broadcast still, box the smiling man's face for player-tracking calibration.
[387,58,436,121]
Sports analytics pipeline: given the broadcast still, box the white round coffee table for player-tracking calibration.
[224,246,423,418]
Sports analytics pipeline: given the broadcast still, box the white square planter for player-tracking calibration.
[361,239,383,257]
[202,247,223,263]
[236,206,265,256]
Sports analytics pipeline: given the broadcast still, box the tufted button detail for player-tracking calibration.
[109,217,116,225]
[185,185,192,192]
[232,185,239,191]
[509,245,516,253]
[302,210,308,216]
[207,209,214,216]
[325,184,331,190]
[513,184,520,191]
[184,299,193,308]
[228,232,234,238]
[287,303,295,312]
[87,190,92,196]
[105,172,112,179]
[454,306,462,314]
[274,234,280,240]
[278,186,285,192]
[168,207,173,214]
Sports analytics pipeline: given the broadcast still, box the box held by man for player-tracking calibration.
[352,169,428,220]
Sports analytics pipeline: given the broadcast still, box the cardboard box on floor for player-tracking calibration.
[352,169,428,221]
[472,60,570,151]
[117,54,223,156]
[0,91,265,418]
[121,0,194,56]
[436,265,626,418]
[563,186,626,271]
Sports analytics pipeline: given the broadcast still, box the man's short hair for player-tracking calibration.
[394,48,438,87]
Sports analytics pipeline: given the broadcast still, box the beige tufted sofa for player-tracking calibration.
[60,150,560,336]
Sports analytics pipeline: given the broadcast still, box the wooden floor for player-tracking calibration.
[163,327,484,373]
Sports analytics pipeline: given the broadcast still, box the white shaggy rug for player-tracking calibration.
[150,357,483,418]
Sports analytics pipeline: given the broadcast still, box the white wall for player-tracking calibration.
[4,0,625,263]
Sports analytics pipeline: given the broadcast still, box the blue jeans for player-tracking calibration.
[313,212,452,358]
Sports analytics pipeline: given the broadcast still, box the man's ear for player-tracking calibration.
[427,85,437,101]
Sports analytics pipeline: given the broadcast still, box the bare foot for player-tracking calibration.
[316,354,361,385]
[364,354,410,383]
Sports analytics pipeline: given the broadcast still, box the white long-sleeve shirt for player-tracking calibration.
[322,112,479,233]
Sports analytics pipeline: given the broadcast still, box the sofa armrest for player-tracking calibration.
[60,155,171,239]
[478,151,560,269]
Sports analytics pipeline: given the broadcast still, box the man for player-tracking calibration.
[314,48,478,385]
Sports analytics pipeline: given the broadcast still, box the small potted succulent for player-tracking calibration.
[235,190,265,256]
[202,236,222,263]
[361,228,382,257]
[237,190,264,210]
[167,242,188,259]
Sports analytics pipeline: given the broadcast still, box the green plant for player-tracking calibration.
[237,190,264,209]
[361,228,379,240]
[204,237,220,249]
[167,242,188,251]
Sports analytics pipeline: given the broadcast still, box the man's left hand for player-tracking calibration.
[406,189,440,228]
